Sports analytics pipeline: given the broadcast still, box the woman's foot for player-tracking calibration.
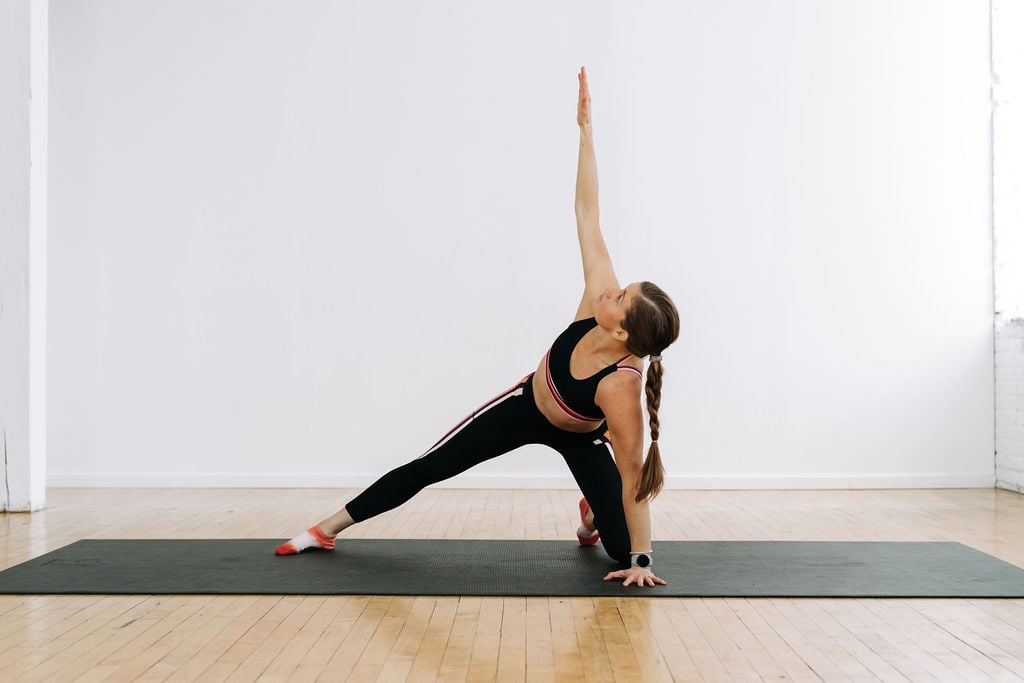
[576,498,600,546]
[275,526,337,555]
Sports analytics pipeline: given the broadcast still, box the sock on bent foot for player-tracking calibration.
[275,526,336,555]
[577,498,600,547]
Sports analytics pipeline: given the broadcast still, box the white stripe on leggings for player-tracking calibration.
[418,385,525,459]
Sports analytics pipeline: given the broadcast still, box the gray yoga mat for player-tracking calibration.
[1,539,1023,597]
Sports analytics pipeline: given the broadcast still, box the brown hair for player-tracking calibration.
[620,281,680,502]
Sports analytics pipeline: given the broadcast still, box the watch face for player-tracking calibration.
[636,554,651,568]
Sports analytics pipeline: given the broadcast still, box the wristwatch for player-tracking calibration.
[630,553,652,569]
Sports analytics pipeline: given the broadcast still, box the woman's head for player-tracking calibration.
[621,281,680,359]
[619,281,679,503]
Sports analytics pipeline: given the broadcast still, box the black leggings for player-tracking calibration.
[345,374,631,567]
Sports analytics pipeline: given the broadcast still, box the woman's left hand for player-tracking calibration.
[603,567,667,587]
[577,67,591,127]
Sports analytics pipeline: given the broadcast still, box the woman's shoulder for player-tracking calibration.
[598,360,643,393]
[594,362,644,422]
[555,316,596,341]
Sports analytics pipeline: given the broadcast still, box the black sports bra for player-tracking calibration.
[543,318,642,422]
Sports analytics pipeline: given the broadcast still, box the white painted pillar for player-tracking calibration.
[993,0,1024,324]
[993,0,1024,492]
[0,0,48,512]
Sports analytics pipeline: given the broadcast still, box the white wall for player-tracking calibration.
[49,1,995,489]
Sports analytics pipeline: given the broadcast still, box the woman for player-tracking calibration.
[277,67,680,588]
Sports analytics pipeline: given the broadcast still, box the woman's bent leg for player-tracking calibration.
[557,435,632,568]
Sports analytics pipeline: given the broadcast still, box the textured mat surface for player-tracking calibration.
[1,539,1023,597]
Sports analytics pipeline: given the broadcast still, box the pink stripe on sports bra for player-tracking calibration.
[544,349,603,422]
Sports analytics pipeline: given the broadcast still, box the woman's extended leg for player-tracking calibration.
[277,378,537,554]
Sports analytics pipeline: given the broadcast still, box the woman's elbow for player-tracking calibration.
[618,466,643,497]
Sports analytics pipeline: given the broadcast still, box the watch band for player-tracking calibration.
[630,553,652,569]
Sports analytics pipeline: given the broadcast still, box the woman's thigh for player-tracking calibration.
[346,378,539,521]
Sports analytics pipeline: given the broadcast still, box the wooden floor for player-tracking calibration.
[2,487,1024,682]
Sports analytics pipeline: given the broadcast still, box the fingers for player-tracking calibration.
[601,569,667,588]
[577,68,591,128]
[642,572,667,587]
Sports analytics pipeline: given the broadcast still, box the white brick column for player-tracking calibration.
[993,0,1024,492]
[997,325,1024,491]
[0,0,48,511]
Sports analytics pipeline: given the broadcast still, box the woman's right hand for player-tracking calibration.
[577,67,591,128]
[603,566,668,588]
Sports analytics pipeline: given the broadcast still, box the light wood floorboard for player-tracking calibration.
[1,487,1024,681]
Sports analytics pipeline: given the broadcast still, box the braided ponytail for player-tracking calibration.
[636,357,665,502]
[621,281,680,503]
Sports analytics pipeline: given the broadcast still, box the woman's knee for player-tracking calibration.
[602,540,631,569]
[594,516,631,568]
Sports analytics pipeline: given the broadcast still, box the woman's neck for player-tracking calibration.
[588,326,630,361]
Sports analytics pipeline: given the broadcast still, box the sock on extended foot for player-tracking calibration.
[577,498,600,547]
[275,526,336,555]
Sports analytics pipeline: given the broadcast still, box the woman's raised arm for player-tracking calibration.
[574,67,620,321]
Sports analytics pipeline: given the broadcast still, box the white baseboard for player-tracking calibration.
[47,472,997,490]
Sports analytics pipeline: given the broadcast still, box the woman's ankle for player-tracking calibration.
[318,507,356,537]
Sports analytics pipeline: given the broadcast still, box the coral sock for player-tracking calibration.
[275,526,336,555]
[577,498,600,547]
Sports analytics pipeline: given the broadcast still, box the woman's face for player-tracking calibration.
[595,282,639,332]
